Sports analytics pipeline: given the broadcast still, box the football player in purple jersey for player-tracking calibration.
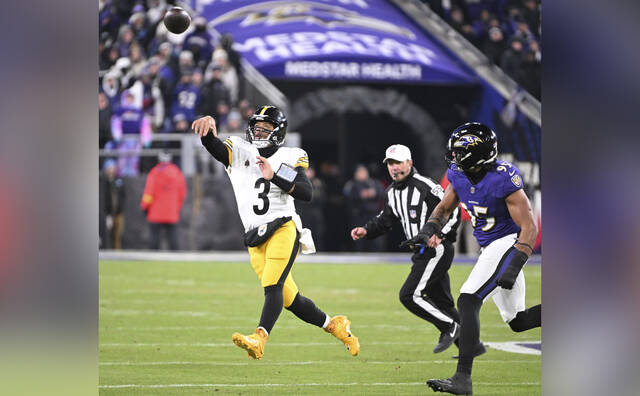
[402,122,541,395]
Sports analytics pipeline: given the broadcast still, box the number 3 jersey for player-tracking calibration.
[222,136,315,253]
[447,160,523,247]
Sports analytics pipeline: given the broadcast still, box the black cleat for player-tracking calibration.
[433,322,460,353]
[452,343,487,359]
[426,372,472,395]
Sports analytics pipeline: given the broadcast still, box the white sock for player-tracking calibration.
[257,326,269,336]
[322,314,330,329]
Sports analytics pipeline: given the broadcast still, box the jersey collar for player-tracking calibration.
[258,145,280,158]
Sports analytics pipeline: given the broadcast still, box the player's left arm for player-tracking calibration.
[505,189,538,255]
[496,189,539,289]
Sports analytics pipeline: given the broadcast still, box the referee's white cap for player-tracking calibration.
[383,144,412,163]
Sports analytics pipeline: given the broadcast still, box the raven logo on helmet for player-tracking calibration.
[453,135,482,148]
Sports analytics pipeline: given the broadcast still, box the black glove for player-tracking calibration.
[399,222,439,250]
[496,249,529,289]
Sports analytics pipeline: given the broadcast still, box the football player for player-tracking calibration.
[192,106,359,360]
[402,123,541,395]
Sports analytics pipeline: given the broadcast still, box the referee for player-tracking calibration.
[351,144,462,354]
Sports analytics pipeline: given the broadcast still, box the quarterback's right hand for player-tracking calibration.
[192,116,217,137]
[351,227,367,240]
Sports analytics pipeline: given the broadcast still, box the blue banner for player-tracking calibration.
[191,0,477,84]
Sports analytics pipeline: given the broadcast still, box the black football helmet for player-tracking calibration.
[246,105,288,148]
[445,122,498,171]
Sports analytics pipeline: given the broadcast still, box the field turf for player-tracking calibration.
[99,260,541,395]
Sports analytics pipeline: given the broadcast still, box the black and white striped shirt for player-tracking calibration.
[364,168,461,241]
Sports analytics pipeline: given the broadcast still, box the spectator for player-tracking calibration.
[238,99,255,122]
[219,34,245,98]
[215,100,231,130]
[140,152,187,250]
[136,64,165,130]
[500,37,524,83]
[295,166,327,251]
[129,41,147,78]
[183,16,214,68]
[145,0,168,26]
[178,50,195,75]
[116,24,135,58]
[319,161,346,251]
[102,159,126,250]
[154,50,177,120]
[170,69,201,123]
[482,26,507,65]
[522,0,541,36]
[224,109,244,134]
[472,9,492,40]
[99,32,115,71]
[343,164,385,252]
[199,63,231,118]
[113,56,135,91]
[212,48,239,104]
[99,92,113,149]
[101,70,121,108]
[129,4,153,50]
[448,7,478,45]
[99,0,121,42]
[520,49,541,99]
[107,89,152,176]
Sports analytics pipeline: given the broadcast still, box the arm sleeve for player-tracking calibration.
[200,133,231,167]
[288,167,313,202]
[363,193,397,239]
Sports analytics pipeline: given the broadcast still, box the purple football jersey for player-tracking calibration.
[447,160,523,247]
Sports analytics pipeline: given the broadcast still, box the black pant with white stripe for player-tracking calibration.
[398,241,459,333]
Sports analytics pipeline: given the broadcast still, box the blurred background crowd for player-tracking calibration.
[98,0,541,254]
[424,0,541,99]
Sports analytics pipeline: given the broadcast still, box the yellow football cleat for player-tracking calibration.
[325,315,360,356]
[231,328,268,360]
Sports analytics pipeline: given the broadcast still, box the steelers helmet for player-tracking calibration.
[246,105,288,148]
[445,122,498,171]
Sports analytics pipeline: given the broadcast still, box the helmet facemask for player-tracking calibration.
[247,121,281,149]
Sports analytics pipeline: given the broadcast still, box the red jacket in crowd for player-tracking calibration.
[140,162,187,224]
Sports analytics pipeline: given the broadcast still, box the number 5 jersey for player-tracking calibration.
[447,160,523,247]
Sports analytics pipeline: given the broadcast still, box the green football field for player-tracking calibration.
[99,260,541,395]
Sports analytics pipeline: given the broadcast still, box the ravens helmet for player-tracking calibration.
[445,122,498,171]
[246,105,288,148]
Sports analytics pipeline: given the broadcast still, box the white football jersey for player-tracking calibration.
[222,136,315,253]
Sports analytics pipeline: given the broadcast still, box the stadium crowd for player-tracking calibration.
[423,0,541,99]
[99,0,255,175]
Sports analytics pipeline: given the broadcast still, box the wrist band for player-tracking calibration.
[271,163,296,192]
[515,242,534,253]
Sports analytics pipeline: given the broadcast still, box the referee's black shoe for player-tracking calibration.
[426,372,472,395]
[452,342,487,359]
[433,322,460,353]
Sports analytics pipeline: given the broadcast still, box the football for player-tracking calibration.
[163,6,191,34]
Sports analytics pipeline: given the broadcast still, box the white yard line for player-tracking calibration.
[100,359,538,366]
[99,381,540,389]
